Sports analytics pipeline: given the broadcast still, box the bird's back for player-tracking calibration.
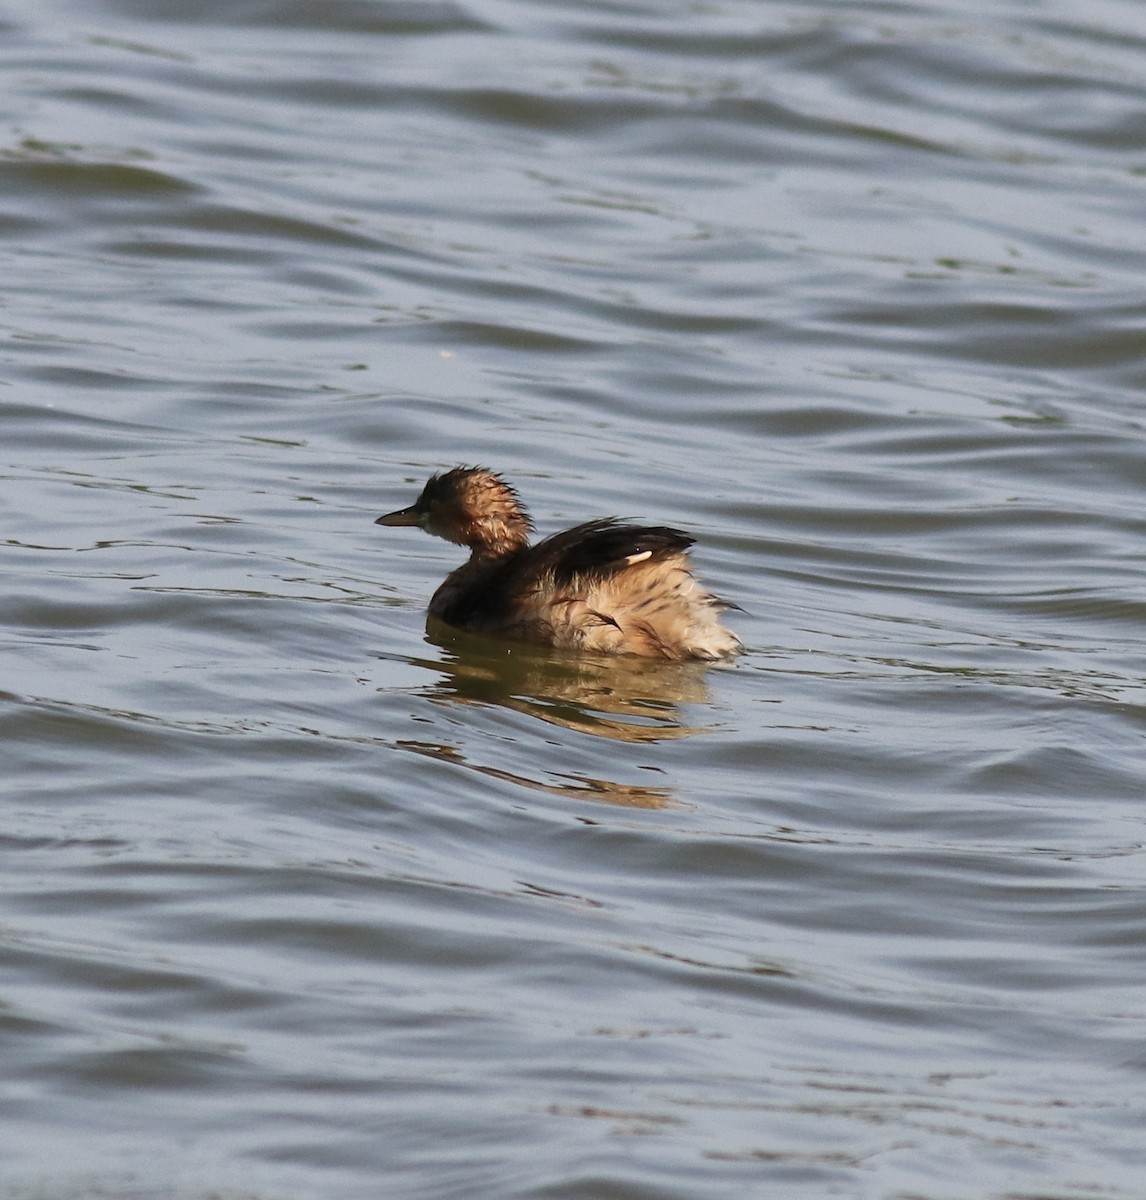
[432,519,740,660]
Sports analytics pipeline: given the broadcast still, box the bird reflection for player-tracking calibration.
[381,621,734,809]
[396,737,680,810]
[419,617,716,743]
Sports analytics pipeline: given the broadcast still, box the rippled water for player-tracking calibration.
[4,0,1146,1196]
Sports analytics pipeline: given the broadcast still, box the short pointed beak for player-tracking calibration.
[375,504,421,527]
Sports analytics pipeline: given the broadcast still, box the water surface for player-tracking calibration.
[3,1,1146,1197]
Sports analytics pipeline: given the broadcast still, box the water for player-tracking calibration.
[3,0,1146,1196]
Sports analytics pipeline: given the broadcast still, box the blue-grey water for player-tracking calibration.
[3,1,1145,1197]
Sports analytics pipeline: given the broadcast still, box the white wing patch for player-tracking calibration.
[624,550,653,565]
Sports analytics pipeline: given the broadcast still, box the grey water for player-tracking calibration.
[3,0,1146,1197]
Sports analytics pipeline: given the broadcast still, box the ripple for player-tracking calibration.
[4,1,1146,1197]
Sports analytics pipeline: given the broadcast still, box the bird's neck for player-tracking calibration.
[466,521,531,559]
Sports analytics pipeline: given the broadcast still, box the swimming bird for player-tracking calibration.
[375,467,741,660]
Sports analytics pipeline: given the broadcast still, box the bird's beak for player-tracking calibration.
[375,505,421,527]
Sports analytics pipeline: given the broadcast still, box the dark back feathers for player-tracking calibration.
[537,519,694,585]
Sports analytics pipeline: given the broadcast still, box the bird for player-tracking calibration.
[375,466,741,661]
